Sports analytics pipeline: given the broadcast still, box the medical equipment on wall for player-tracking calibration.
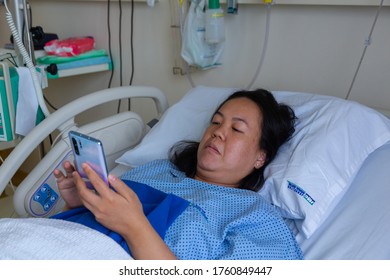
[172,0,273,90]
[0,0,49,148]
[227,0,238,15]
[181,0,225,70]
[0,62,18,142]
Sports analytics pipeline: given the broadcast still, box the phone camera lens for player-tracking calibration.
[71,137,80,155]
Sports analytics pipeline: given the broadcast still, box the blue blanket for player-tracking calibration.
[52,180,190,255]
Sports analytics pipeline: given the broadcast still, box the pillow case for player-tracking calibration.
[259,91,390,238]
[116,86,390,238]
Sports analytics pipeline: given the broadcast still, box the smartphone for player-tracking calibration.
[68,130,109,189]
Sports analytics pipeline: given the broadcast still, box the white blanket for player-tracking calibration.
[0,218,132,260]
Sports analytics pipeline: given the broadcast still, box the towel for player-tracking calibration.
[15,67,45,136]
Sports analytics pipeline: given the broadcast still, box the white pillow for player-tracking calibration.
[259,91,390,238]
[116,86,390,239]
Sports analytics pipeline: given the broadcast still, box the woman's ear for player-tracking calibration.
[254,151,266,169]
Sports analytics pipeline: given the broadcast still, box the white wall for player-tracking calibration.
[1,1,390,169]
[2,1,390,117]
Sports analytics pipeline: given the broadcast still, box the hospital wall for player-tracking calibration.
[1,1,390,171]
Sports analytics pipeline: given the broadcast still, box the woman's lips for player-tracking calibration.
[206,143,220,154]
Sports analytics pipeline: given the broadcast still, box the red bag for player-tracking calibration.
[44,37,95,57]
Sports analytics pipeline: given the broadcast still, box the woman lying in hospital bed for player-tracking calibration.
[2,85,390,260]
[49,88,302,260]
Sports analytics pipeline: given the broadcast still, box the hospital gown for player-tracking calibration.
[120,159,303,260]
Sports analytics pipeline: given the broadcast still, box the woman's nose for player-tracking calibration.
[212,124,226,140]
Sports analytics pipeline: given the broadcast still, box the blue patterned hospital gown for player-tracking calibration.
[121,159,303,260]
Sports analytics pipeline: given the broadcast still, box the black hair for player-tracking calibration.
[169,88,296,191]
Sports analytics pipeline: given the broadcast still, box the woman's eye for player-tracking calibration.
[233,127,243,133]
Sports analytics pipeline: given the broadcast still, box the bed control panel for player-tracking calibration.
[30,184,59,216]
[26,151,71,217]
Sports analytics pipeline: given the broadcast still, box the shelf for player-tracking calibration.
[1,48,112,79]
[47,62,111,79]
[37,52,113,79]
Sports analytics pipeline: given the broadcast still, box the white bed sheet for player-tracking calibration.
[0,218,132,260]
[296,141,390,259]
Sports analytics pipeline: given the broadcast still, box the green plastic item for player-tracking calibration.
[36,49,108,65]
[208,0,220,9]
[0,67,18,141]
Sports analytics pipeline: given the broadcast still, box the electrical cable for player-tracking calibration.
[107,0,114,88]
[116,0,123,113]
[117,0,124,113]
[127,0,135,111]
[42,95,58,111]
[119,0,123,88]
[25,3,56,148]
[345,0,384,100]
[245,2,272,90]
[128,0,135,87]
[178,0,195,88]
[50,121,77,148]
[27,5,58,112]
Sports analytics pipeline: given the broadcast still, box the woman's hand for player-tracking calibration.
[73,163,177,260]
[53,160,83,209]
[73,163,144,235]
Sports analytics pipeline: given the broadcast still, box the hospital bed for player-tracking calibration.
[0,85,390,260]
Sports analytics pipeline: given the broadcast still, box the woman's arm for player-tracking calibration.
[73,163,177,260]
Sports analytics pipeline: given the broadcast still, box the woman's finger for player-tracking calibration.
[53,169,64,180]
[62,161,75,176]
[72,169,100,205]
[108,174,136,201]
[80,163,112,197]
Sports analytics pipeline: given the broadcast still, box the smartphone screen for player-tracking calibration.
[68,131,109,189]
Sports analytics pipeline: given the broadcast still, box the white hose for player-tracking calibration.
[246,3,272,90]
[4,0,50,117]
[345,0,384,100]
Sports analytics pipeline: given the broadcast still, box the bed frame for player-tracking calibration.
[0,86,169,217]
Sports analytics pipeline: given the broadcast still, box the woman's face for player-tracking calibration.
[196,97,266,188]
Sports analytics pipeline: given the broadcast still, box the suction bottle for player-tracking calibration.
[205,0,225,44]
